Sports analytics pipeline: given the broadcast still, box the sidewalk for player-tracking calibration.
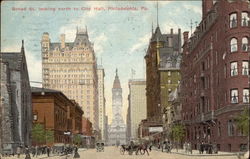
[1,148,87,159]
[1,153,65,159]
[154,148,245,157]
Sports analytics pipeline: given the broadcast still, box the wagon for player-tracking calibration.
[96,142,104,152]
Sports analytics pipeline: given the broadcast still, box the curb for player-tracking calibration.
[154,149,242,157]
[170,152,240,157]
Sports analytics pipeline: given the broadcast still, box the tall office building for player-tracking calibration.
[97,65,106,140]
[127,79,147,140]
[41,27,99,130]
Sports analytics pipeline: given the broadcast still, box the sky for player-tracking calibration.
[1,1,201,124]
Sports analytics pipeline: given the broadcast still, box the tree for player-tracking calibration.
[235,108,249,135]
[32,123,45,145]
[45,129,54,143]
[171,124,185,152]
[32,123,54,145]
[73,134,82,146]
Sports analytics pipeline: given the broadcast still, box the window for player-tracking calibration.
[168,71,171,76]
[33,114,38,121]
[168,88,172,93]
[168,80,171,84]
[242,61,249,75]
[242,37,248,52]
[228,120,235,136]
[243,89,249,103]
[230,89,238,103]
[230,13,237,28]
[230,38,238,52]
[241,12,249,26]
[217,122,221,137]
[230,62,238,76]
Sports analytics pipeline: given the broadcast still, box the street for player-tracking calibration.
[59,146,240,159]
[1,146,244,159]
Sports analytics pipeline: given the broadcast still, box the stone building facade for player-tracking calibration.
[97,66,106,140]
[32,87,83,145]
[0,41,32,154]
[41,27,99,130]
[108,70,126,145]
[143,26,182,139]
[127,79,146,141]
[181,0,249,152]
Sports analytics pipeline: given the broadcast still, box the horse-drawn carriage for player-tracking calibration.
[120,142,148,155]
[96,142,104,152]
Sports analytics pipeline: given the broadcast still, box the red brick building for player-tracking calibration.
[82,117,93,136]
[181,0,249,152]
[68,100,83,134]
[32,87,83,145]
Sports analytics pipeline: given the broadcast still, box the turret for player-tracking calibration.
[60,34,65,49]
[169,28,173,47]
[41,32,50,51]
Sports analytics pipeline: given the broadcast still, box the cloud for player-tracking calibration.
[129,32,151,54]
[59,19,87,42]
[91,32,108,56]
[183,4,202,15]
[1,44,42,87]
[144,1,172,7]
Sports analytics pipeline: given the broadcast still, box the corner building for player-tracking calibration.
[181,0,249,152]
[41,28,98,130]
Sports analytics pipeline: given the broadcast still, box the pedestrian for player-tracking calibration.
[183,142,187,153]
[46,146,50,157]
[149,142,152,152]
[73,146,80,158]
[212,142,218,154]
[31,146,36,157]
[144,142,150,156]
[16,146,21,158]
[24,145,31,159]
[201,142,204,154]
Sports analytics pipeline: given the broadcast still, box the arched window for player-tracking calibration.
[241,12,249,26]
[230,38,238,52]
[242,37,248,51]
[228,120,235,136]
[229,13,237,28]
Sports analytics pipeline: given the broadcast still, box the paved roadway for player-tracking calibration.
[62,146,241,159]
[1,146,244,159]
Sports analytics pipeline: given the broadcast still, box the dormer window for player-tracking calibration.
[229,13,237,28]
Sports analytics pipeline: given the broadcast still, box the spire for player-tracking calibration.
[85,25,88,34]
[21,40,24,53]
[157,0,159,27]
[152,22,154,36]
[113,69,121,88]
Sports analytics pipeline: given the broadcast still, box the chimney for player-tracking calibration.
[202,0,213,18]
[169,28,173,47]
[178,28,181,52]
[60,34,65,49]
[183,31,189,43]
